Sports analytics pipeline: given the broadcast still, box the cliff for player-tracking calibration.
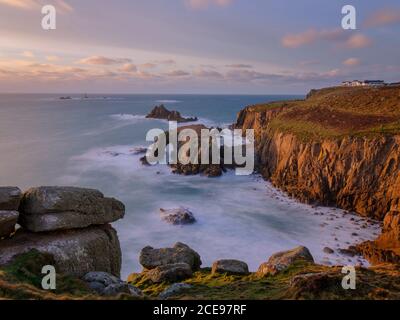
[235,85,400,264]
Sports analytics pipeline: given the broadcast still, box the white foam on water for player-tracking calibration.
[62,144,381,279]
[110,114,147,121]
[156,100,181,104]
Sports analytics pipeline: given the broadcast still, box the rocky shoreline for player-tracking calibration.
[233,86,400,266]
[1,185,399,300]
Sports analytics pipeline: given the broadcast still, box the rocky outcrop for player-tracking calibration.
[19,187,125,232]
[234,88,400,265]
[358,210,400,264]
[0,211,19,238]
[139,242,202,271]
[146,105,198,123]
[0,186,124,278]
[168,125,227,177]
[0,187,22,211]
[0,225,121,277]
[257,246,314,276]
[0,187,21,239]
[160,208,196,225]
[211,259,249,275]
[83,272,142,297]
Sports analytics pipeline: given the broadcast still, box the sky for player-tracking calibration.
[0,0,399,94]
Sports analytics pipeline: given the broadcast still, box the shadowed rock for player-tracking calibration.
[0,224,122,277]
[83,271,142,297]
[211,259,249,275]
[159,283,193,299]
[0,211,19,238]
[0,187,22,211]
[18,187,125,232]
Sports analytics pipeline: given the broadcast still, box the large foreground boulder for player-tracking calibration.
[211,259,249,275]
[0,211,19,238]
[139,242,202,271]
[0,224,122,277]
[257,246,314,276]
[18,187,125,232]
[0,187,22,211]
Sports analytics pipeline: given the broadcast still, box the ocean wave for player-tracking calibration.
[110,114,146,121]
[155,100,181,104]
[109,113,232,131]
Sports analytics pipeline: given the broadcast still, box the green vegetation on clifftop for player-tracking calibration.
[246,86,400,141]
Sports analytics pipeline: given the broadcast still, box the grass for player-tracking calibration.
[128,261,400,300]
[0,250,95,300]
[243,86,400,141]
[2,251,400,300]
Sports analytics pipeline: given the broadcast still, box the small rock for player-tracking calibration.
[83,271,142,297]
[160,208,196,225]
[211,259,249,275]
[103,283,142,297]
[159,283,193,299]
[130,147,147,155]
[0,211,19,238]
[338,246,359,257]
[323,247,335,254]
[146,263,193,283]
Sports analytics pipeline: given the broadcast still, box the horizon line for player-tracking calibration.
[0,92,306,96]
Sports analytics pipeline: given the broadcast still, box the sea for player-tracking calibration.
[0,94,381,278]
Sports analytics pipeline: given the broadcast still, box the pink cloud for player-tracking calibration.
[164,70,190,77]
[345,34,372,49]
[140,63,157,69]
[343,58,361,66]
[225,64,253,69]
[185,0,233,10]
[119,63,137,73]
[282,28,345,48]
[78,56,132,65]
[0,0,73,13]
[365,8,400,27]
[193,69,224,79]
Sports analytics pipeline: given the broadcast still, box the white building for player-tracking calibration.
[342,80,386,87]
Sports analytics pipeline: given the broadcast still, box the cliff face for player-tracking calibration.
[235,86,400,264]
